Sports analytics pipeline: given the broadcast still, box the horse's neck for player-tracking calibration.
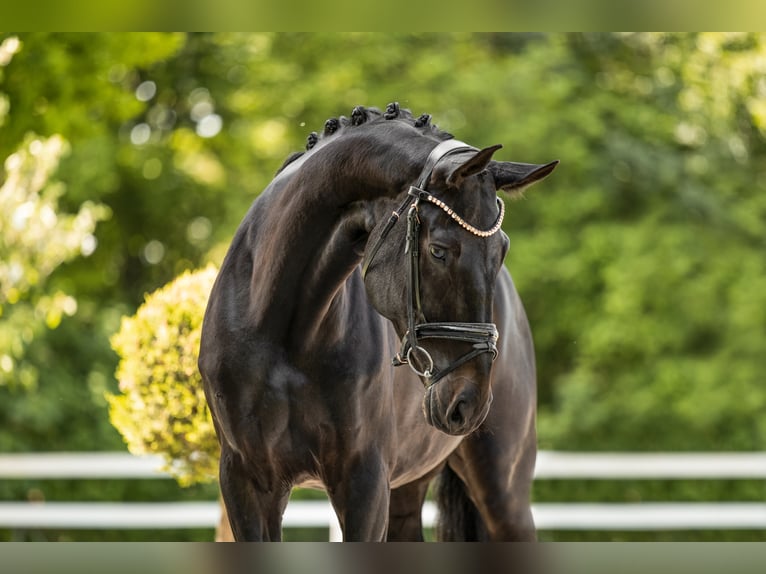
[244,134,429,348]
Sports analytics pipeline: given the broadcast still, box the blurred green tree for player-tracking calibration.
[0,133,108,389]
[0,33,188,453]
[495,34,766,452]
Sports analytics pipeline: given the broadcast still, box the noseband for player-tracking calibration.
[362,140,503,386]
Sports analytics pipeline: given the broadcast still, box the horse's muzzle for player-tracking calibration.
[423,380,493,436]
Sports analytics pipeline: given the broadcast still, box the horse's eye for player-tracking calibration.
[429,245,447,261]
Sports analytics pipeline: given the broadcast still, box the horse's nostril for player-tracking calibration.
[450,401,465,424]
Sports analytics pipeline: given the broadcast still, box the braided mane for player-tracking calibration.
[276,103,453,174]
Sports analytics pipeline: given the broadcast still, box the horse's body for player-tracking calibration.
[198,105,556,541]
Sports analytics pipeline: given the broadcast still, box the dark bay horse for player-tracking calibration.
[198,103,557,541]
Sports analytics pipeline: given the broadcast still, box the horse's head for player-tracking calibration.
[363,141,557,436]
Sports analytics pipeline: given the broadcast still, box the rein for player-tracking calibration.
[362,140,502,387]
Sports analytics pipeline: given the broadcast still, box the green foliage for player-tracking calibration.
[108,266,219,486]
[0,33,190,439]
[489,34,766,454]
[0,134,110,388]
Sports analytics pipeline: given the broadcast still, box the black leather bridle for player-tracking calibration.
[362,139,503,387]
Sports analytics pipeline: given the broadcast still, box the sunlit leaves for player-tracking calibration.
[108,266,219,486]
[0,135,109,388]
[0,135,109,306]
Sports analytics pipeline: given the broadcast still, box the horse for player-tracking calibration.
[198,103,557,541]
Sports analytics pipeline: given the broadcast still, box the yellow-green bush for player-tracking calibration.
[108,265,219,486]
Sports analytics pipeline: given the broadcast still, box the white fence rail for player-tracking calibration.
[1,451,765,534]
[2,500,766,532]
[4,451,766,480]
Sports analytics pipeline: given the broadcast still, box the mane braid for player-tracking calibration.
[276,104,453,174]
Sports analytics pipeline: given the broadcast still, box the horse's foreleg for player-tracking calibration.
[218,447,290,541]
[386,465,443,541]
[327,452,390,541]
[449,425,537,541]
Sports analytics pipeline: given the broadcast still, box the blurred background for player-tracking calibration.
[0,33,764,541]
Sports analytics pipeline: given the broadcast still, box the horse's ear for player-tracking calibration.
[445,144,503,187]
[489,160,559,197]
